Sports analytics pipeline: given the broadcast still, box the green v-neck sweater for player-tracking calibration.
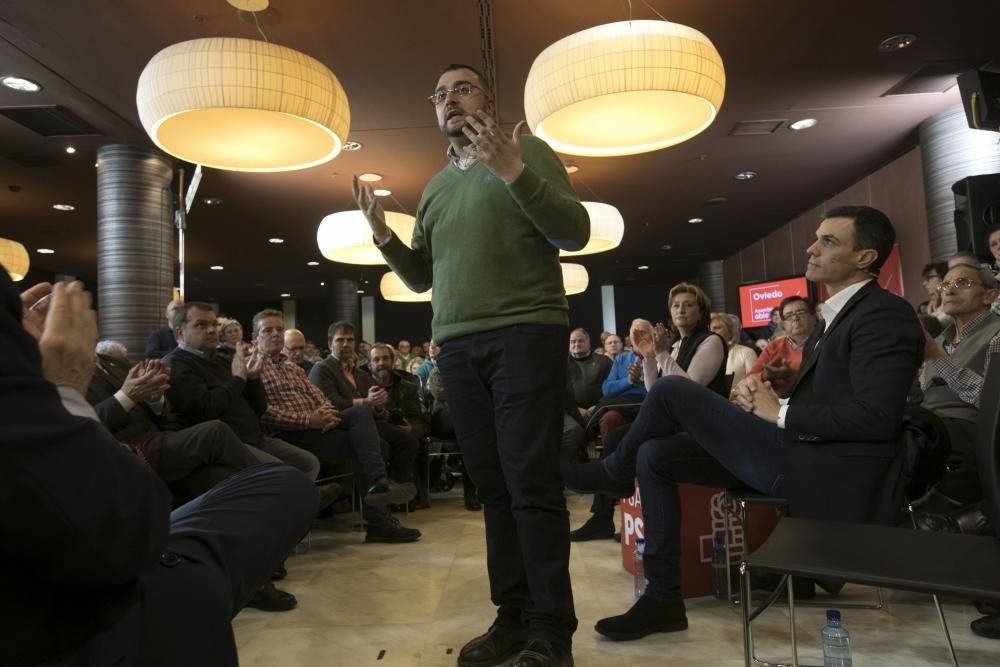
[379,135,590,343]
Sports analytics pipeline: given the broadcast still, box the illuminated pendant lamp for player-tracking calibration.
[317,211,416,265]
[0,238,29,281]
[136,37,350,172]
[524,20,725,157]
[560,201,624,257]
[561,263,589,295]
[381,271,431,302]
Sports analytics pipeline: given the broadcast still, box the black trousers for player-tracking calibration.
[145,420,261,499]
[437,323,576,648]
[373,420,419,484]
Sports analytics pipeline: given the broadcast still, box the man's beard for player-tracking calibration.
[373,367,392,387]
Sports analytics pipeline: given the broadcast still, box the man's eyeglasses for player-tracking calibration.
[937,277,981,292]
[427,82,484,106]
[781,309,814,322]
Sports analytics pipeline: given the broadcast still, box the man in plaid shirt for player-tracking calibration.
[253,309,421,544]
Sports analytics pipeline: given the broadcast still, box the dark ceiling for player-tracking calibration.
[2,1,999,302]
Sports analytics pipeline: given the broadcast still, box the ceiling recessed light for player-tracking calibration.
[357,289,365,294]
[1,75,42,92]
[661,244,672,251]
[789,118,818,131]
[878,34,916,52]
[373,188,392,197]
[307,261,320,266]
[342,141,363,151]
[358,172,382,183]
[210,265,224,271]
[734,171,757,181]
[637,265,649,270]
[688,217,704,224]
[36,248,55,254]
[564,162,579,174]
[280,293,291,298]
[65,146,76,154]
[268,238,284,244]
[52,204,75,211]
[203,197,223,206]
[94,161,100,168]
[320,281,326,286]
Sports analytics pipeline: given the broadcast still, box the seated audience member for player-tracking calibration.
[426,363,480,510]
[743,296,819,397]
[918,263,1000,468]
[86,352,261,498]
[918,261,950,321]
[596,319,652,437]
[96,338,129,361]
[309,322,419,490]
[413,339,438,388]
[710,312,757,387]
[3,277,318,666]
[989,229,1000,317]
[283,327,314,374]
[563,206,923,641]
[369,343,426,439]
[216,318,244,366]
[304,341,323,363]
[639,284,728,396]
[948,251,982,270]
[568,328,613,421]
[753,307,784,351]
[145,297,182,359]
[253,310,421,543]
[396,338,414,369]
[604,333,624,358]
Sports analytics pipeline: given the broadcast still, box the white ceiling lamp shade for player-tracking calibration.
[136,38,350,172]
[317,211,416,265]
[524,20,725,157]
[562,262,589,295]
[380,271,431,302]
[0,238,29,281]
[560,201,624,257]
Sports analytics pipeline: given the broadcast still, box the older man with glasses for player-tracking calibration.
[740,295,819,397]
[352,63,588,667]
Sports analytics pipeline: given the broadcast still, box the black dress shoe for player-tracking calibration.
[365,478,417,506]
[971,612,1000,639]
[594,595,688,641]
[560,462,634,498]
[511,639,574,667]
[569,514,615,541]
[365,515,422,543]
[458,622,529,667]
[316,481,343,513]
[245,582,297,612]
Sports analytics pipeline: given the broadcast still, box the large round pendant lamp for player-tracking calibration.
[136,38,350,172]
[560,201,624,257]
[562,263,589,295]
[380,271,431,302]
[524,20,725,157]
[317,211,416,265]
[0,238,29,281]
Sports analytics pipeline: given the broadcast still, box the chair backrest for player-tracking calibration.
[977,352,1000,540]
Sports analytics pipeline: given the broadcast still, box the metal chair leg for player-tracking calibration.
[931,593,961,667]
[742,561,753,667]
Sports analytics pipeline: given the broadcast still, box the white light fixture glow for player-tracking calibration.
[688,217,704,224]
[280,293,291,298]
[559,201,625,257]
[561,263,589,295]
[564,162,579,174]
[1,76,42,92]
[65,146,76,154]
[734,171,757,181]
[342,141,363,151]
[210,265,224,271]
[136,37,350,172]
[525,20,725,157]
[789,118,818,131]
[307,261,320,266]
[36,248,55,254]
[637,265,650,270]
[358,172,383,183]
[373,188,392,197]
[268,238,284,244]
[381,270,431,302]
[203,197,223,206]
[317,210,416,265]
[53,204,75,211]
[0,238,29,280]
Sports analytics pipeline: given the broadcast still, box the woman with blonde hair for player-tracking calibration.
[709,312,757,386]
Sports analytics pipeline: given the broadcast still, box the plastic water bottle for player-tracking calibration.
[712,536,728,600]
[632,538,647,599]
[821,609,853,667]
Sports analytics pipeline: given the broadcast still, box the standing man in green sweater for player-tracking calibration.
[353,64,589,667]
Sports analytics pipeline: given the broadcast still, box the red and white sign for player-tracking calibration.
[738,276,809,328]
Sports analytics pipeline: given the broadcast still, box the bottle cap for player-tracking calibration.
[635,538,645,546]
[826,609,841,622]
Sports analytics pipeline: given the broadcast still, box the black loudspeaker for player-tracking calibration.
[958,69,1000,131]
[952,174,1000,261]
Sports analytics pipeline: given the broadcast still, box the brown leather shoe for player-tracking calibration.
[511,639,574,667]
[457,622,528,667]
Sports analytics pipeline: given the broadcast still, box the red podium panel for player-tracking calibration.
[620,483,779,598]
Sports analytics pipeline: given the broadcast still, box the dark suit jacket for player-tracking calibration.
[0,271,171,666]
[85,354,181,444]
[164,347,268,446]
[782,281,923,524]
[308,356,377,412]
[384,370,426,438]
[145,326,176,359]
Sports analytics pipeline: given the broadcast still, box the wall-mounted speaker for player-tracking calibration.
[952,174,1000,260]
[958,69,1000,132]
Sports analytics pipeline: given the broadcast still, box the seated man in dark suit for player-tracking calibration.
[309,321,419,490]
[563,206,924,641]
[86,353,261,498]
[1,276,318,667]
[145,297,182,359]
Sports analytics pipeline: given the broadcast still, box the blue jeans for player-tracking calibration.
[603,375,786,599]
[437,323,576,647]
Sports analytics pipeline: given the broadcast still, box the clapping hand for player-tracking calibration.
[122,360,170,402]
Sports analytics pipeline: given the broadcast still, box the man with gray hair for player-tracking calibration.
[95,339,128,361]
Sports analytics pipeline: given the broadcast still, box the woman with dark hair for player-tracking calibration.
[636,283,728,397]
[918,261,949,321]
